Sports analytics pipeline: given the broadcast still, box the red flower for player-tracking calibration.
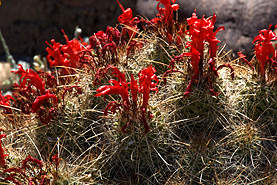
[95,80,129,105]
[46,39,67,68]
[94,65,158,133]
[101,41,117,58]
[205,14,225,58]
[166,32,173,44]
[138,65,159,109]
[189,45,201,78]
[187,11,223,60]
[31,92,58,113]
[12,64,58,124]
[117,0,139,38]
[12,64,45,94]
[0,91,15,114]
[95,65,129,105]
[46,30,89,70]
[0,131,8,168]
[186,11,224,69]
[155,0,179,30]
[183,11,226,96]
[253,24,277,79]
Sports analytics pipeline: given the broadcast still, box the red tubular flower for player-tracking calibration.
[90,27,121,48]
[23,70,45,94]
[94,66,129,105]
[107,65,127,85]
[166,32,173,44]
[61,29,78,68]
[186,11,205,61]
[46,30,88,70]
[138,65,159,109]
[205,15,225,58]
[253,24,277,79]
[89,26,122,62]
[95,79,129,103]
[46,39,67,68]
[0,131,8,168]
[12,64,45,94]
[106,26,121,44]
[186,11,224,78]
[156,0,179,30]
[31,93,58,113]
[184,42,201,79]
[0,91,15,114]
[176,35,182,47]
[3,155,45,184]
[117,0,139,38]
[93,65,127,86]
[11,64,27,81]
[183,11,227,97]
[94,66,159,133]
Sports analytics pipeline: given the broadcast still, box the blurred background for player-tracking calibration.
[0,0,138,63]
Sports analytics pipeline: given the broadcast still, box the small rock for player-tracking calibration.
[0,62,17,92]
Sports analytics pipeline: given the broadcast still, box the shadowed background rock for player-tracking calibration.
[0,0,137,62]
[137,0,277,58]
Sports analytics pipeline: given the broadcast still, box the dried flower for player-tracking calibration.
[52,154,60,169]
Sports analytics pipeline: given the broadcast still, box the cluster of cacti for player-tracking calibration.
[0,0,276,184]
